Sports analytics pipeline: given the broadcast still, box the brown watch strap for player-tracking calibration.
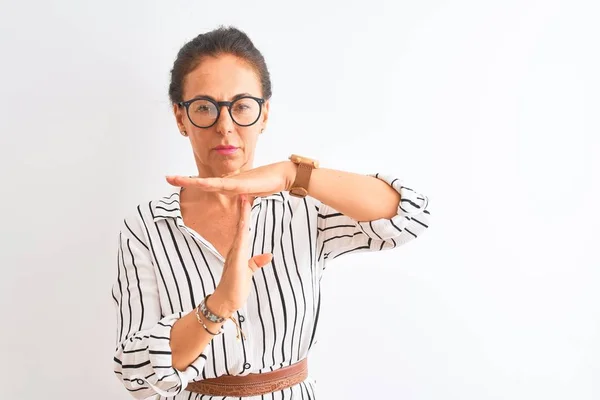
[290,162,314,197]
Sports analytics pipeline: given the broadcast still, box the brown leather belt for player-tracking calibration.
[186,359,308,397]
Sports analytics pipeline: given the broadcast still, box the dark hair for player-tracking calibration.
[168,26,272,104]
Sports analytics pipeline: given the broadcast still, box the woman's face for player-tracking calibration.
[174,54,269,177]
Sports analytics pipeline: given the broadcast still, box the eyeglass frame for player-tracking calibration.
[177,95,266,129]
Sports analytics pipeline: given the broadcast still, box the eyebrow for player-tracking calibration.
[190,93,255,102]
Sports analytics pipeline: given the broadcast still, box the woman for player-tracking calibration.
[112,26,431,399]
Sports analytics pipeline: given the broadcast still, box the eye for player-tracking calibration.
[194,104,212,113]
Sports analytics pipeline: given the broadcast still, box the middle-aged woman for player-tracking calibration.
[112,26,431,399]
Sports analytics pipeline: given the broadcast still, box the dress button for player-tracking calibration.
[136,379,144,385]
[238,315,245,323]
[244,363,251,370]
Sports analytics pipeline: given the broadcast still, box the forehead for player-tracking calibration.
[183,54,262,100]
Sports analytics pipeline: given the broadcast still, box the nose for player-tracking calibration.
[215,105,235,135]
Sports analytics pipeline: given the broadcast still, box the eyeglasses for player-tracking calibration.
[177,95,265,129]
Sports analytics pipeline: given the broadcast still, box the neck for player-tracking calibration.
[181,187,239,211]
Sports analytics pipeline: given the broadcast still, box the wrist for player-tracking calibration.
[283,160,298,191]
[207,290,236,319]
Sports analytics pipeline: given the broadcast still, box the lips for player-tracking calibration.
[214,145,239,155]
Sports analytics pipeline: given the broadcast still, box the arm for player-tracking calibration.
[112,215,214,398]
[303,169,431,263]
[303,166,402,221]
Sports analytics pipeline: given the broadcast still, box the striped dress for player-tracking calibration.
[112,173,431,399]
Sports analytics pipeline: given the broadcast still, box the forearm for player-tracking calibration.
[170,295,230,371]
[297,164,401,222]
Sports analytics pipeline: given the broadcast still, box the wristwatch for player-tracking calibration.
[288,154,319,198]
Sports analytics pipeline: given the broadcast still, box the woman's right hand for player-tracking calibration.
[207,195,273,318]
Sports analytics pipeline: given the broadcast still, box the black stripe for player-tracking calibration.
[285,201,308,362]
[317,224,355,231]
[149,350,171,355]
[116,235,126,342]
[119,236,133,338]
[405,228,417,238]
[157,371,177,382]
[322,232,363,244]
[412,217,429,228]
[235,308,248,375]
[317,212,343,219]
[303,198,314,278]
[307,381,316,399]
[401,197,421,209]
[189,237,219,379]
[317,238,326,263]
[333,239,372,259]
[156,206,180,212]
[125,219,149,251]
[123,346,148,354]
[302,381,313,400]
[149,335,170,340]
[122,360,151,369]
[140,204,174,314]
[153,216,184,312]
[260,200,278,367]
[308,291,321,350]
[390,218,403,233]
[221,328,231,375]
[126,238,145,333]
[161,198,180,206]
[166,221,196,309]
[127,387,150,392]
[369,221,383,240]
[279,202,300,366]
[302,198,317,352]
[270,202,289,364]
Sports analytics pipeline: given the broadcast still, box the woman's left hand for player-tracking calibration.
[166,161,296,197]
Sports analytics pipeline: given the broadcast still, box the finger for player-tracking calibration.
[165,175,243,192]
[248,253,273,272]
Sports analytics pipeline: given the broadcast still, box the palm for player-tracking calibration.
[166,161,292,197]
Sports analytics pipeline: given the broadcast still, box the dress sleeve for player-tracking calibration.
[111,214,210,399]
[315,173,431,264]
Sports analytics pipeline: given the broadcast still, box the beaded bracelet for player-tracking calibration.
[195,306,223,336]
[199,295,226,324]
[195,294,246,341]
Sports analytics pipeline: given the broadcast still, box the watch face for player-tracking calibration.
[289,154,318,167]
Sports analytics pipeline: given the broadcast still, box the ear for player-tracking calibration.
[260,100,270,131]
[173,103,187,133]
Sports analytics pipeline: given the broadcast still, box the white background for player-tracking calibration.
[1,0,598,399]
